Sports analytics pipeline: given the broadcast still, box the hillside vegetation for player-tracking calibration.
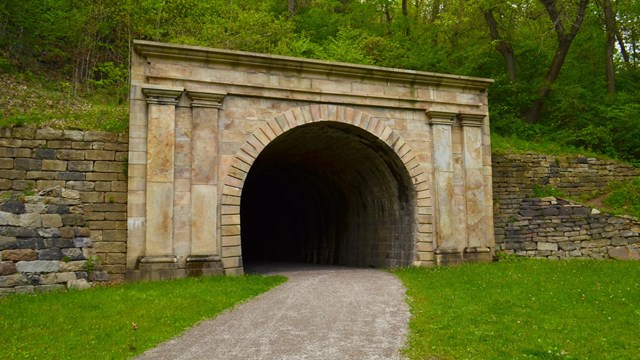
[1,0,639,163]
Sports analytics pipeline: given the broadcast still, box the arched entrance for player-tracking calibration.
[240,121,415,268]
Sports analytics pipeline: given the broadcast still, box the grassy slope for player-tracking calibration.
[0,73,128,132]
[0,275,285,359]
[394,260,640,360]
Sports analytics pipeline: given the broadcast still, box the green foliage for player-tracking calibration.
[600,178,640,219]
[394,260,640,359]
[0,275,285,359]
[0,0,638,148]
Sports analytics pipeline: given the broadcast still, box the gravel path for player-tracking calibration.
[135,263,410,360]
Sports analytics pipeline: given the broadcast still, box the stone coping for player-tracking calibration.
[134,40,494,90]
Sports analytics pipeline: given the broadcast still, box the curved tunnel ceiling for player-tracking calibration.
[240,121,416,268]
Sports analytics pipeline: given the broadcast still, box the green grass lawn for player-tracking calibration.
[394,260,640,360]
[0,275,285,359]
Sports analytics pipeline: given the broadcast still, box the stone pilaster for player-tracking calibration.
[460,113,489,255]
[187,91,225,271]
[141,85,183,266]
[427,110,463,264]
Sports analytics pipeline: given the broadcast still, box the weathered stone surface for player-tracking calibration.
[2,249,38,261]
[60,260,87,272]
[41,272,77,285]
[16,260,61,273]
[73,237,92,247]
[0,236,18,250]
[0,273,28,287]
[0,261,17,275]
[608,246,640,260]
[1,201,25,214]
[39,248,63,260]
[62,248,84,260]
[67,278,91,290]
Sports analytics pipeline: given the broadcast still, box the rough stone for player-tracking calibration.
[608,246,640,260]
[1,201,25,214]
[0,261,17,275]
[0,273,28,287]
[0,236,18,250]
[67,278,91,290]
[16,260,61,273]
[73,237,93,247]
[2,249,38,261]
[39,248,63,260]
[62,248,85,260]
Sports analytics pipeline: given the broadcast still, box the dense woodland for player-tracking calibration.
[1,0,639,162]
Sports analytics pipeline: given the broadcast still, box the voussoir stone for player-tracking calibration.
[16,260,61,273]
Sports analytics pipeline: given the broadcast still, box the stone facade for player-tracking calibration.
[493,153,640,258]
[0,187,109,295]
[127,40,496,279]
[0,128,128,282]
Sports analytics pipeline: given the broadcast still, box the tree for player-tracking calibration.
[526,0,590,124]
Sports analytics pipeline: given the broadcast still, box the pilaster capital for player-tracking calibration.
[186,91,226,108]
[426,110,457,126]
[458,113,485,127]
[142,85,184,105]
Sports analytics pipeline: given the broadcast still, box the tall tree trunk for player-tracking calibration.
[402,0,408,16]
[603,0,616,94]
[484,10,517,82]
[288,0,295,17]
[526,0,589,124]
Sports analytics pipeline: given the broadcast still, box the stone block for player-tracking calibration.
[0,273,28,287]
[67,278,91,290]
[19,213,42,227]
[86,150,115,161]
[0,212,20,228]
[39,248,63,260]
[2,249,38,261]
[56,172,85,181]
[68,161,94,172]
[62,248,85,260]
[537,242,558,251]
[62,214,85,226]
[608,246,640,260]
[45,238,74,248]
[67,181,95,191]
[14,158,42,171]
[56,149,85,160]
[73,237,93,247]
[41,214,63,228]
[34,148,56,159]
[0,261,17,275]
[16,260,60,273]
[60,260,87,272]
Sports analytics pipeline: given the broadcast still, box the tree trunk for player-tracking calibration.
[526,0,589,124]
[402,0,408,17]
[288,0,295,17]
[603,0,616,94]
[483,10,517,82]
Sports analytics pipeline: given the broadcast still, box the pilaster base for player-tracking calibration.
[186,255,224,277]
[435,247,494,266]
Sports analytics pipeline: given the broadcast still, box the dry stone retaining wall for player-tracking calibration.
[0,187,109,295]
[0,128,128,289]
[493,153,640,259]
[499,197,640,259]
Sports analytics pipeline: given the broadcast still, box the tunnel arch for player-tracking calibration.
[220,105,431,269]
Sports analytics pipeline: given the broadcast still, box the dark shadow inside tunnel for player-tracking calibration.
[240,121,415,268]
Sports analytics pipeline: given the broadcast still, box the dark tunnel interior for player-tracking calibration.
[240,122,415,268]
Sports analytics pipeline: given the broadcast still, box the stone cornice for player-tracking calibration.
[134,40,494,91]
[142,85,184,105]
[426,110,457,126]
[186,91,226,108]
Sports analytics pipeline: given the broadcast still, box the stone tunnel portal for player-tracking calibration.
[240,122,416,268]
